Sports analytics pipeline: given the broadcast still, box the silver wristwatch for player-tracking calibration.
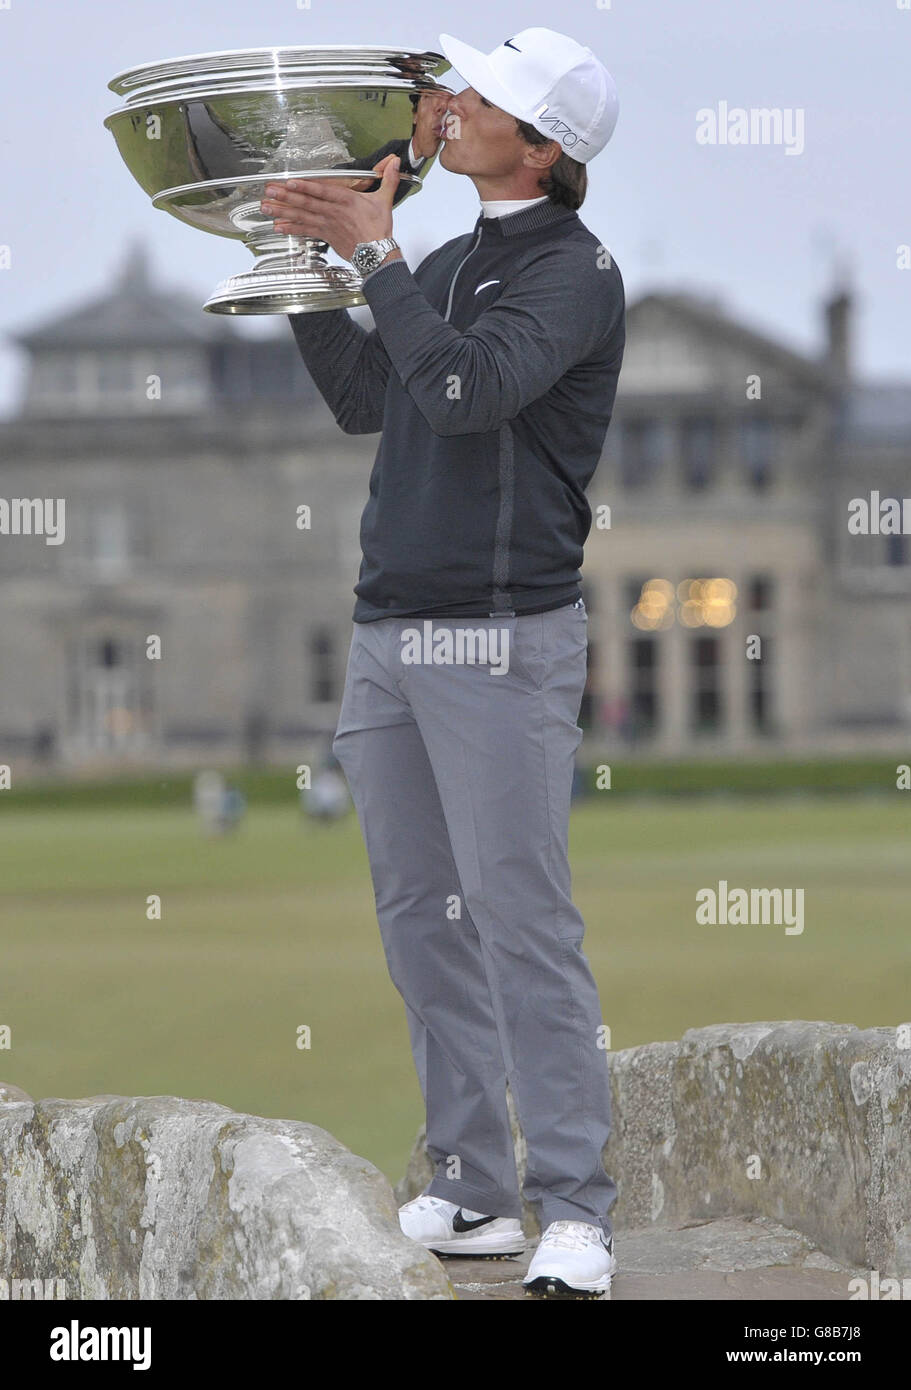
[351,237,399,276]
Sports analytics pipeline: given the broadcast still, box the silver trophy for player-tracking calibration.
[103,45,452,314]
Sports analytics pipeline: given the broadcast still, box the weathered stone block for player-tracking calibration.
[0,1092,453,1300]
[398,1022,911,1275]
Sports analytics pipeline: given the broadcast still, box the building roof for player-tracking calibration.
[628,290,834,391]
[14,242,238,349]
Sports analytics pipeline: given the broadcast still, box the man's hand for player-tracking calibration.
[261,155,402,263]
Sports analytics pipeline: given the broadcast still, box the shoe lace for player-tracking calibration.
[540,1220,605,1253]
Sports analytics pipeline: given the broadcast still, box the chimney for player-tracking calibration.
[823,285,852,383]
[117,239,152,295]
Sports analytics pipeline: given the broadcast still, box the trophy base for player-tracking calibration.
[205,260,366,315]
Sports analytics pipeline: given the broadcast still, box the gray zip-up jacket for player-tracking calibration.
[288,198,625,621]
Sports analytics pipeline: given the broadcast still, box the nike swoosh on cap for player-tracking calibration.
[475,280,501,294]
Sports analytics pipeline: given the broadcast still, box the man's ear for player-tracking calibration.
[523,139,561,172]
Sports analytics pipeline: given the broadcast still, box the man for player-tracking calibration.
[261,27,625,1299]
[332,87,446,205]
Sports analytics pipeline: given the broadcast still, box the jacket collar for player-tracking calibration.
[475,199,579,239]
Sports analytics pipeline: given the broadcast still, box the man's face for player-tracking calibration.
[439,87,527,176]
[412,91,450,159]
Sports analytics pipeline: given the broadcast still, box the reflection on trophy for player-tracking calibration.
[103,46,452,314]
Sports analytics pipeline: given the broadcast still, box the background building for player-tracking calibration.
[582,286,911,754]
[1,245,909,771]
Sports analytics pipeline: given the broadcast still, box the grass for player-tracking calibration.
[1,755,905,811]
[1,796,909,1183]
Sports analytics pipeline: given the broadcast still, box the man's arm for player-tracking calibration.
[288,307,392,436]
[287,242,448,435]
[358,245,624,437]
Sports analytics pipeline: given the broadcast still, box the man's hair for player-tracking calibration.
[515,117,587,211]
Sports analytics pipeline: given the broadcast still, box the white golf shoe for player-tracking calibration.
[523,1220,618,1298]
[398,1194,525,1257]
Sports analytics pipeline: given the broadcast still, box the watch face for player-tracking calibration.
[355,245,379,273]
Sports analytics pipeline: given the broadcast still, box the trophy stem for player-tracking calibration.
[248,233,331,273]
[292,239,332,272]
[204,230,366,316]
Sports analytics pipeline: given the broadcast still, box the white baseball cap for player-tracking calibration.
[438,28,619,163]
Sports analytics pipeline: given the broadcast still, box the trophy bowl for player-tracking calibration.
[103,45,453,314]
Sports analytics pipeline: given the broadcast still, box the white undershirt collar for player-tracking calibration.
[480,194,550,219]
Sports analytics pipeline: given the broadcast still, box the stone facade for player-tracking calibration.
[1,245,909,770]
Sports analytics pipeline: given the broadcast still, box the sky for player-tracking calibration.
[1,0,909,414]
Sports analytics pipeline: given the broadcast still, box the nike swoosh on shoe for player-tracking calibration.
[451,1210,497,1232]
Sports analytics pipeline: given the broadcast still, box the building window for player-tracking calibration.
[741,417,775,491]
[746,574,774,611]
[749,634,773,732]
[309,627,336,703]
[625,578,644,611]
[629,637,659,737]
[91,503,130,579]
[681,416,717,491]
[59,500,135,578]
[43,354,79,394]
[211,343,305,405]
[690,635,723,733]
[66,632,152,752]
[620,419,663,490]
[99,638,121,669]
[97,354,136,395]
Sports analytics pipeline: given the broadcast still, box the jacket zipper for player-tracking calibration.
[443,224,483,322]
[441,221,513,618]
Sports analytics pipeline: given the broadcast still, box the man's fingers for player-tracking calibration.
[340,159,402,195]
[260,185,330,235]
[286,177,351,203]
[272,210,330,236]
[264,199,329,235]
[261,186,315,210]
[261,158,400,214]
[261,179,348,214]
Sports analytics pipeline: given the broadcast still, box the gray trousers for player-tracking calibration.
[332,599,617,1237]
